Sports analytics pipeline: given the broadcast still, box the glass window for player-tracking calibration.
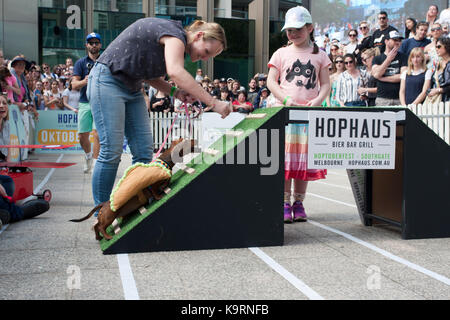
[38,4,144,65]
[38,0,85,9]
[94,0,143,13]
[93,11,145,46]
[214,18,255,87]
[39,7,86,64]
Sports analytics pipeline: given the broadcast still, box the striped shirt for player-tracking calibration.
[336,70,368,104]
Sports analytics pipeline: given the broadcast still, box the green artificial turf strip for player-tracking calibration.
[100,107,284,251]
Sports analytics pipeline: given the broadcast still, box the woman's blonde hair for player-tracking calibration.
[0,94,10,121]
[361,47,380,59]
[185,20,227,50]
[407,47,426,75]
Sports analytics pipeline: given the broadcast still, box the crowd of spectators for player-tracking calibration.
[145,72,271,115]
[322,6,450,107]
[0,54,79,113]
[149,7,450,113]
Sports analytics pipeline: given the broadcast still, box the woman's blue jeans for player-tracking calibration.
[87,63,153,205]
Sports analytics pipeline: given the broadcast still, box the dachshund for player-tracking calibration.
[70,138,196,240]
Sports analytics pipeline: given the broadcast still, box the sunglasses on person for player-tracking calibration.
[360,26,368,30]
[335,60,344,64]
[378,16,387,20]
[431,27,442,31]
[344,60,354,65]
[349,34,357,37]
[331,48,338,51]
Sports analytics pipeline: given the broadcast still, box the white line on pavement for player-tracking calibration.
[308,192,357,208]
[312,181,352,190]
[306,194,450,286]
[0,223,8,235]
[249,247,324,300]
[326,170,348,177]
[117,254,140,300]
[34,154,64,194]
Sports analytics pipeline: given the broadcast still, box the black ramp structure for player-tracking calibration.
[102,108,285,254]
[368,108,450,239]
[288,106,450,240]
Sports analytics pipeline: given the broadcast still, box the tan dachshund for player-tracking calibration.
[70,138,196,240]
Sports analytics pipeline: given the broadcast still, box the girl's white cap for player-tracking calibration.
[281,6,312,31]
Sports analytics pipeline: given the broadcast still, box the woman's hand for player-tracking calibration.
[175,89,195,104]
[205,99,232,119]
[428,88,441,97]
[357,87,367,95]
[284,96,295,106]
[0,184,8,198]
[305,97,323,107]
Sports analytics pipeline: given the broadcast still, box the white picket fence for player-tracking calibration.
[406,102,450,144]
[149,105,450,152]
[149,112,202,150]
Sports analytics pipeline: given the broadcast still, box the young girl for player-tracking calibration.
[44,79,63,110]
[267,6,331,223]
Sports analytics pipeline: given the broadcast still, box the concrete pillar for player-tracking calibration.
[216,0,232,18]
[197,0,214,79]
[86,0,94,33]
[269,0,279,20]
[1,0,39,61]
[168,0,176,16]
[249,0,269,74]
[142,0,155,17]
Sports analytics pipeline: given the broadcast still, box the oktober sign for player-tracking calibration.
[35,110,92,154]
[308,111,396,169]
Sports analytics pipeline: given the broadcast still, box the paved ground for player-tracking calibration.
[0,152,449,301]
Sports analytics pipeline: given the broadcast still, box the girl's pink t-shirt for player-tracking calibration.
[268,45,331,106]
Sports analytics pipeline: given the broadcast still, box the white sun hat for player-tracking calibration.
[281,6,312,32]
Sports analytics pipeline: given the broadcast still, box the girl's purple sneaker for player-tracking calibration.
[284,202,293,223]
[292,201,307,222]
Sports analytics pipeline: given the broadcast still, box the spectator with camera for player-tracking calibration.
[72,32,102,173]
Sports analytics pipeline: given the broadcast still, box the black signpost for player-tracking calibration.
[288,106,450,240]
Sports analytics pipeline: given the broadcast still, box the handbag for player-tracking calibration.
[424,70,442,105]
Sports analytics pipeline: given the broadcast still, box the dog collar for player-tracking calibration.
[153,158,171,171]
